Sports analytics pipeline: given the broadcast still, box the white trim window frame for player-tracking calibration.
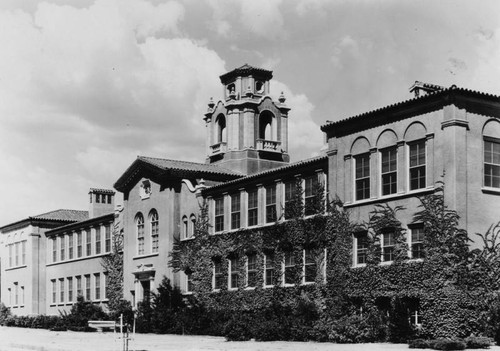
[229,257,239,290]
[484,138,500,188]
[283,251,295,286]
[408,139,426,191]
[264,253,275,287]
[246,253,257,288]
[381,231,395,263]
[380,146,397,196]
[410,226,425,259]
[231,193,241,230]
[303,249,316,284]
[355,153,370,201]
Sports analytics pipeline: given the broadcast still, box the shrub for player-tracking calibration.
[464,336,492,349]
[223,315,253,341]
[431,339,466,350]
[409,338,431,349]
[0,303,12,325]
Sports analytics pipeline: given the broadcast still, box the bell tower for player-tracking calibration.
[203,64,290,175]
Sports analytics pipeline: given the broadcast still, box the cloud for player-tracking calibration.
[206,0,286,40]
[270,81,323,161]
[0,0,227,224]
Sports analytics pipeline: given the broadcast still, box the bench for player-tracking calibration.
[88,320,117,332]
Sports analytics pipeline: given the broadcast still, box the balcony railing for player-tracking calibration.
[256,139,281,152]
[210,142,227,155]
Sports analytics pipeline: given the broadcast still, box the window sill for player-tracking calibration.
[263,285,274,289]
[244,286,256,291]
[182,291,193,296]
[5,265,27,271]
[345,187,434,208]
[46,253,111,266]
[482,187,500,195]
[180,237,195,242]
[133,253,159,260]
[302,281,315,285]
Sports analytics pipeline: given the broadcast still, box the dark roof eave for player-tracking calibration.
[320,88,500,136]
[202,155,328,195]
[45,212,115,236]
[0,217,80,233]
[114,157,243,193]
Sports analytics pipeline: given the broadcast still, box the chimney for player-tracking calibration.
[409,81,445,98]
[89,188,115,218]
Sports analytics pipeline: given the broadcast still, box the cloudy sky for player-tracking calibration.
[0,0,499,225]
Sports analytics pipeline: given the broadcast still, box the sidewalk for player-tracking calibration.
[1,326,499,351]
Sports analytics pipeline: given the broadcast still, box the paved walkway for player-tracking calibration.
[1,326,499,351]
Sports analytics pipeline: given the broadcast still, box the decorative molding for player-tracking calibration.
[441,119,469,130]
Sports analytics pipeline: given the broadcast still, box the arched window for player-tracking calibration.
[182,216,188,239]
[150,209,159,253]
[189,214,196,238]
[259,111,275,140]
[216,114,227,143]
[136,213,145,255]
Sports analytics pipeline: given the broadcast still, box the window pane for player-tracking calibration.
[355,154,370,200]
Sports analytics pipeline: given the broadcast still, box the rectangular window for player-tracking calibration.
[409,140,426,190]
[85,275,91,301]
[305,176,319,216]
[230,257,239,289]
[59,278,65,303]
[86,230,92,256]
[105,225,111,253]
[247,189,258,226]
[76,276,82,298]
[104,273,109,299]
[214,260,224,290]
[356,232,368,265]
[231,193,241,230]
[411,227,425,259]
[355,154,370,200]
[284,180,296,219]
[77,232,83,258]
[137,220,145,255]
[52,238,57,263]
[382,231,395,262]
[68,233,73,260]
[21,286,24,306]
[151,219,159,253]
[95,274,101,300]
[95,227,101,255]
[381,147,397,195]
[264,253,275,287]
[265,185,277,223]
[14,283,18,306]
[484,140,500,188]
[186,272,194,293]
[21,241,26,265]
[15,242,19,266]
[303,249,317,283]
[284,251,295,285]
[60,236,65,261]
[214,197,225,232]
[247,254,257,288]
[68,277,73,303]
[51,280,56,304]
[9,244,12,267]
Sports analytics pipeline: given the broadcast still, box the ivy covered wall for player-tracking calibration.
[169,183,499,342]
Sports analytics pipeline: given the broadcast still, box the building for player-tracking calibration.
[44,189,116,315]
[115,65,500,308]
[0,188,116,315]
[0,209,88,315]
[321,81,500,263]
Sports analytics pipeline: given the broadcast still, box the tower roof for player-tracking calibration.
[219,64,273,84]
